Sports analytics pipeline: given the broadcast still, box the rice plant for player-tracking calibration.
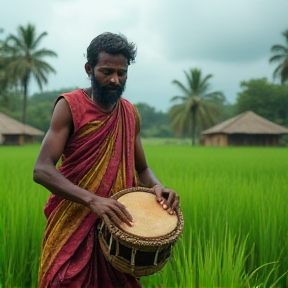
[1,145,288,288]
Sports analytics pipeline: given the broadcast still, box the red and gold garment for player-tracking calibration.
[38,89,141,288]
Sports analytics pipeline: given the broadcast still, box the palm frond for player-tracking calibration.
[269,54,287,63]
[170,95,188,102]
[202,91,225,101]
[270,44,288,54]
[172,79,190,96]
[32,32,48,50]
[272,63,285,78]
[269,30,288,84]
[33,49,57,58]
[184,69,195,91]
[6,35,25,51]
[32,68,48,90]
[33,59,57,74]
[190,69,201,92]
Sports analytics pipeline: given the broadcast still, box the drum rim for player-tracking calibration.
[102,186,184,247]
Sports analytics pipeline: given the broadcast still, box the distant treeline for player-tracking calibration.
[0,86,233,137]
[1,78,288,139]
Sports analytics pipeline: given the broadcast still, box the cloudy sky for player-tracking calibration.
[1,0,288,112]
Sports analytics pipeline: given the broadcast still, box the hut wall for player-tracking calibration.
[203,134,227,146]
[202,133,281,147]
[19,135,24,145]
[228,134,280,146]
[1,134,38,145]
[24,135,35,144]
[2,134,32,145]
[2,134,22,145]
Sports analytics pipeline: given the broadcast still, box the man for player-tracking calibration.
[33,32,179,288]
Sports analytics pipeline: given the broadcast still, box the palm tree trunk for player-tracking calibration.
[22,81,28,124]
[191,106,197,146]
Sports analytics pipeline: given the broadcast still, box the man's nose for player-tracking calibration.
[110,73,120,85]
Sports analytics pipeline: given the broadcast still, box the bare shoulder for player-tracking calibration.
[50,97,73,133]
[35,97,73,165]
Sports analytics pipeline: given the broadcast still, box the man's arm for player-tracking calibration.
[33,98,133,226]
[134,133,179,214]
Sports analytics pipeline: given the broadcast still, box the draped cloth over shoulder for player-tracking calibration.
[38,89,141,288]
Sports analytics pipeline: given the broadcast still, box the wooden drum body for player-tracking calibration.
[98,187,184,277]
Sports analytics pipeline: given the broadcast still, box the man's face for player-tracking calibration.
[91,52,128,106]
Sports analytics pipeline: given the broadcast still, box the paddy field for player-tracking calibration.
[1,143,288,288]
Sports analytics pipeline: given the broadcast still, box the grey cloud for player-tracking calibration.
[145,0,288,63]
[1,0,287,112]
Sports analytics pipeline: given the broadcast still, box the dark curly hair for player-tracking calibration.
[86,32,137,68]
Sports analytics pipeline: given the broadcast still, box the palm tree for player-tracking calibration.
[0,29,15,104]
[170,68,224,146]
[4,23,57,124]
[269,29,288,85]
[0,30,6,90]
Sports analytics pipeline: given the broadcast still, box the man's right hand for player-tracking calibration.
[88,195,134,227]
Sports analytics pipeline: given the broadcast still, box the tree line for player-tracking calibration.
[0,24,288,145]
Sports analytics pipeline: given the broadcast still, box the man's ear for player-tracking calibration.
[84,62,92,75]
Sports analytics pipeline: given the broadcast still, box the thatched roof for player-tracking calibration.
[202,111,288,135]
[0,112,44,136]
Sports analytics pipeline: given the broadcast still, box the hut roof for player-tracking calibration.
[202,111,288,135]
[0,112,44,136]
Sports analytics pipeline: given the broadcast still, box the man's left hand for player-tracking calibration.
[153,184,180,215]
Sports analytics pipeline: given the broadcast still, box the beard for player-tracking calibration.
[91,74,126,106]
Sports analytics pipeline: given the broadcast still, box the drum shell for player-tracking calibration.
[98,224,172,277]
[97,187,184,277]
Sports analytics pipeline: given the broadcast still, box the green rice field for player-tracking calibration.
[1,144,288,288]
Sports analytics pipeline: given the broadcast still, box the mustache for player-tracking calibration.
[104,84,122,90]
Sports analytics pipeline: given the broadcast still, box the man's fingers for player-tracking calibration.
[153,184,163,201]
[153,185,170,209]
[107,208,133,227]
[158,197,167,210]
[170,195,180,214]
[152,185,180,215]
[170,193,180,208]
[165,189,176,207]
[157,188,180,214]
[114,205,134,227]
[97,198,133,227]
[102,214,110,226]
[115,201,133,222]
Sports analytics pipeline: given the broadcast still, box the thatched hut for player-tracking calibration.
[201,111,288,147]
[0,112,44,145]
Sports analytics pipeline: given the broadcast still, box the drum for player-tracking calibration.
[98,187,184,277]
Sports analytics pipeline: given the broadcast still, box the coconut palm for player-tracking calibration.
[4,23,57,124]
[0,29,14,104]
[269,29,288,85]
[170,68,224,146]
[0,29,9,89]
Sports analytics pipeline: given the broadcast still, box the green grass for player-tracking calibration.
[141,146,288,287]
[1,145,288,287]
[141,137,191,146]
[0,145,49,288]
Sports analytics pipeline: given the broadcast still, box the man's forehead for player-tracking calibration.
[97,51,128,65]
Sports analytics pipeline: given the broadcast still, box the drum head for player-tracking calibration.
[117,191,178,238]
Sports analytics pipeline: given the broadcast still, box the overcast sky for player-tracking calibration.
[1,0,288,112]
